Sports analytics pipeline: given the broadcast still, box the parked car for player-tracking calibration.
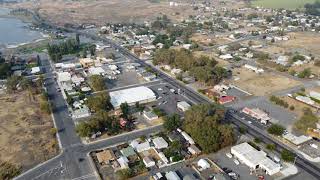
[233,159,240,165]
[226,153,233,158]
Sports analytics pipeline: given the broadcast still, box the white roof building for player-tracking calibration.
[31,67,41,74]
[117,156,129,169]
[72,106,91,119]
[231,142,281,175]
[109,86,156,108]
[283,133,312,145]
[57,72,71,82]
[177,101,191,112]
[219,54,233,60]
[143,156,156,168]
[136,141,151,152]
[165,171,181,180]
[153,137,168,149]
[244,64,264,74]
[197,159,210,170]
[181,131,195,145]
[310,91,320,101]
[88,67,106,76]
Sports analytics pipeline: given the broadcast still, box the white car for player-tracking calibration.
[158,88,163,91]
[226,153,233,158]
[233,159,240,165]
[248,121,252,124]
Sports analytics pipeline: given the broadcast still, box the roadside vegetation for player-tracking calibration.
[153,49,229,85]
[267,124,285,136]
[294,108,319,133]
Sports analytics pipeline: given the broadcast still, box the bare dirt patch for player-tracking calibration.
[228,67,301,96]
[0,91,58,172]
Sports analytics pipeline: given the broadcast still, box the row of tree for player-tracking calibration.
[153,49,229,85]
[47,38,80,62]
[305,1,320,16]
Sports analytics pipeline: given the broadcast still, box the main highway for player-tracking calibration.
[14,10,320,180]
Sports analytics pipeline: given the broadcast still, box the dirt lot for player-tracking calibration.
[281,96,317,118]
[0,91,58,171]
[191,33,231,46]
[193,51,230,67]
[7,0,196,25]
[229,67,301,96]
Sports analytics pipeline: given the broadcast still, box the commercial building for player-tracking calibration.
[242,107,270,124]
[231,142,281,175]
[110,86,156,108]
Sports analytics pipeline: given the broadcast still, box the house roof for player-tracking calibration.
[153,137,168,149]
[120,146,136,157]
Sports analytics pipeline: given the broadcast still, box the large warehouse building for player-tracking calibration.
[231,142,281,176]
[110,86,156,108]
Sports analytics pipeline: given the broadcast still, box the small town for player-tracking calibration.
[0,0,319,180]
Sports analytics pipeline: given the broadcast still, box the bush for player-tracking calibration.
[289,105,295,111]
[248,141,261,151]
[268,124,285,136]
[269,95,289,108]
[254,137,262,144]
[0,161,21,180]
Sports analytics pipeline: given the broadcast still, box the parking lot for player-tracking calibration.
[211,149,272,180]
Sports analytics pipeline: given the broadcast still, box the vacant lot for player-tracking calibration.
[230,67,301,96]
[251,0,315,9]
[0,91,58,172]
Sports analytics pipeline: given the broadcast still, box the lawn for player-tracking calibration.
[251,0,316,9]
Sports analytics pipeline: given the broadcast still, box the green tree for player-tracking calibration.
[116,169,133,180]
[120,102,130,119]
[75,122,92,137]
[267,124,285,136]
[86,92,112,112]
[89,75,106,91]
[281,149,295,162]
[163,114,181,132]
[183,104,234,153]
[266,144,276,151]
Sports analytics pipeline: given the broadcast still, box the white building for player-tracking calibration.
[72,106,91,119]
[57,72,71,83]
[197,159,210,171]
[219,54,233,60]
[242,107,270,124]
[177,101,191,112]
[109,86,156,108]
[165,171,181,180]
[153,137,168,149]
[244,64,264,74]
[88,67,106,76]
[231,142,281,175]
[143,156,156,168]
[136,142,151,152]
[181,131,195,145]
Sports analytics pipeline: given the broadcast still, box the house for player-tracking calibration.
[219,54,233,60]
[120,146,136,158]
[88,67,106,76]
[275,56,288,66]
[136,141,151,152]
[117,156,129,169]
[177,101,191,112]
[143,111,159,121]
[153,137,168,149]
[244,64,264,74]
[283,133,312,146]
[96,150,115,164]
[72,106,91,119]
[143,156,156,168]
[188,144,201,155]
[231,143,281,175]
[219,96,236,104]
[57,72,71,83]
[181,131,195,145]
[79,58,94,68]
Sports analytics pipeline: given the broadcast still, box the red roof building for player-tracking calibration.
[219,96,236,104]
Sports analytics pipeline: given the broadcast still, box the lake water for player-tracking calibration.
[0,7,45,48]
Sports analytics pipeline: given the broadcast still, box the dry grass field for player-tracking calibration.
[8,0,196,25]
[0,91,58,171]
[230,67,301,96]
